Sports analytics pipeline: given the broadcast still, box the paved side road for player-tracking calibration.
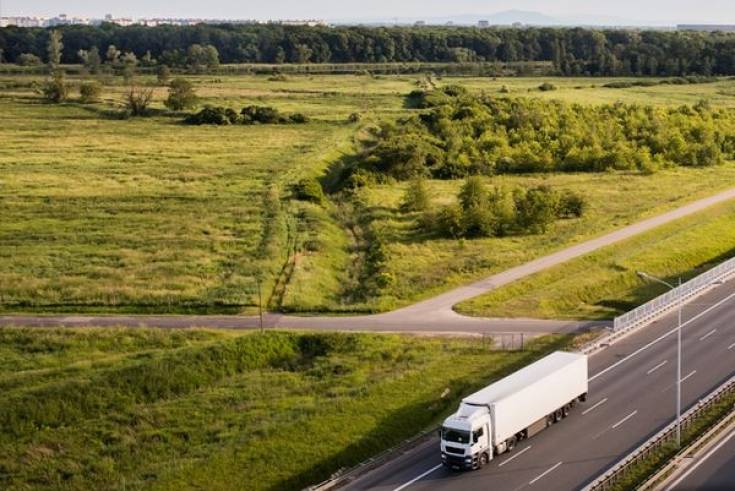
[344,279,735,491]
[1,187,734,334]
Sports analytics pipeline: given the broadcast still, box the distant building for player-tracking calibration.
[0,16,47,27]
[678,24,735,32]
[0,15,326,29]
[478,20,490,28]
[414,20,426,27]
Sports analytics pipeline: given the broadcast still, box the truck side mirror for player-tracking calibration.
[437,429,442,438]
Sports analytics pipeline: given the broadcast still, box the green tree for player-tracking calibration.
[126,86,154,116]
[106,45,121,65]
[47,30,63,68]
[121,52,138,82]
[458,176,488,211]
[164,78,198,111]
[157,64,171,85]
[400,177,431,212]
[79,81,103,103]
[42,71,69,103]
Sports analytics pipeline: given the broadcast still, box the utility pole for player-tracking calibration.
[256,277,264,333]
[676,277,682,448]
[637,272,682,448]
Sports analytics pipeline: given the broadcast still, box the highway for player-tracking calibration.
[345,279,735,491]
[665,425,735,490]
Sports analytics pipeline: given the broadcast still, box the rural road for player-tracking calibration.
[2,187,735,334]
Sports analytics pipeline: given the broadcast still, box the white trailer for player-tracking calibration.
[440,351,588,470]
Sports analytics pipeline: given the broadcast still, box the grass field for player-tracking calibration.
[2,72,735,314]
[456,200,735,320]
[0,327,575,490]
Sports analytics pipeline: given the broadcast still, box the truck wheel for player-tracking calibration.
[579,393,588,403]
[479,453,489,468]
[562,405,570,418]
[554,409,563,422]
[507,437,517,451]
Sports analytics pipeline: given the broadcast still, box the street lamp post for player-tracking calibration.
[637,272,682,448]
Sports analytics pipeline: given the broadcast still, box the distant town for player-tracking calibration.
[0,13,328,28]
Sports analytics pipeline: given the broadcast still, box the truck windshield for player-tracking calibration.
[442,427,471,444]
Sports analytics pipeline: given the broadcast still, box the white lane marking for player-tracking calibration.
[499,445,532,467]
[612,410,638,429]
[582,398,608,415]
[699,329,717,341]
[647,360,668,375]
[589,293,735,383]
[529,462,563,485]
[392,464,442,491]
[728,342,735,351]
[665,427,735,490]
[681,370,697,383]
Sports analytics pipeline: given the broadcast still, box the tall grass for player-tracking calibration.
[0,327,574,490]
[457,200,735,320]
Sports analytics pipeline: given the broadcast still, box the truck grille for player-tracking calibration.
[445,446,464,455]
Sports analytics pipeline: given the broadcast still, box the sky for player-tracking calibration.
[3,0,735,25]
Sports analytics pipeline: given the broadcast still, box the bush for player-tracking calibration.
[241,105,283,124]
[17,53,42,66]
[185,106,240,125]
[293,178,325,204]
[41,72,69,103]
[348,112,362,123]
[288,112,310,124]
[165,78,198,111]
[79,81,102,103]
[558,190,587,218]
[435,204,464,238]
[400,177,431,212]
[538,82,557,91]
[125,86,154,116]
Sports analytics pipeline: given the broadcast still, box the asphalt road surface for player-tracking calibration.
[344,278,735,491]
[2,187,735,335]
[665,426,735,490]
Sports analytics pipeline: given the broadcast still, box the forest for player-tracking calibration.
[347,85,735,182]
[3,24,735,75]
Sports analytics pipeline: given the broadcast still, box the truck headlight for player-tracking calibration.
[465,457,472,462]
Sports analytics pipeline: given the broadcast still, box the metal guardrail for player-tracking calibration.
[305,426,438,491]
[583,375,735,491]
[614,257,735,332]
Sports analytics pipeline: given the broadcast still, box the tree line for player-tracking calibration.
[345,85,735,184]
[3,24,735,75]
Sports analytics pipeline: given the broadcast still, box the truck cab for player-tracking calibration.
[440,403,492,470]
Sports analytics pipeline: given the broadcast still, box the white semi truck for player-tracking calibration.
[440,351,588,470]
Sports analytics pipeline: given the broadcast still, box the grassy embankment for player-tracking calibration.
[2,73,735,314]
[456,200,735,320]
[0,327,575,490]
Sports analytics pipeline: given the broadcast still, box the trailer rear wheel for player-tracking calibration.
[554,409,563,422]
[562,405,570,418]
[507,437,517,451]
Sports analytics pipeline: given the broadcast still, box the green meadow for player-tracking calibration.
[0,327,575,490]
[2,72,735,314]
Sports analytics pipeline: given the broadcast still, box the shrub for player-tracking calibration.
[293,178,325,204]
[288,112,310,124]
[558,190,587,218]
[125,86,154,116]
[400,177,431,212]
[17,53,42,66]
[185,106,241,125]
[79,81,102,103]
[41,72,69,103]
[241,105,283,124]
[165,78,198,111]
[157,64,171,85]
[348,112,362,123]
[538,82,557,91]
[435,204,464,238]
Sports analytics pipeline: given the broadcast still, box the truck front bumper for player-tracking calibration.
[442,453,475,470]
